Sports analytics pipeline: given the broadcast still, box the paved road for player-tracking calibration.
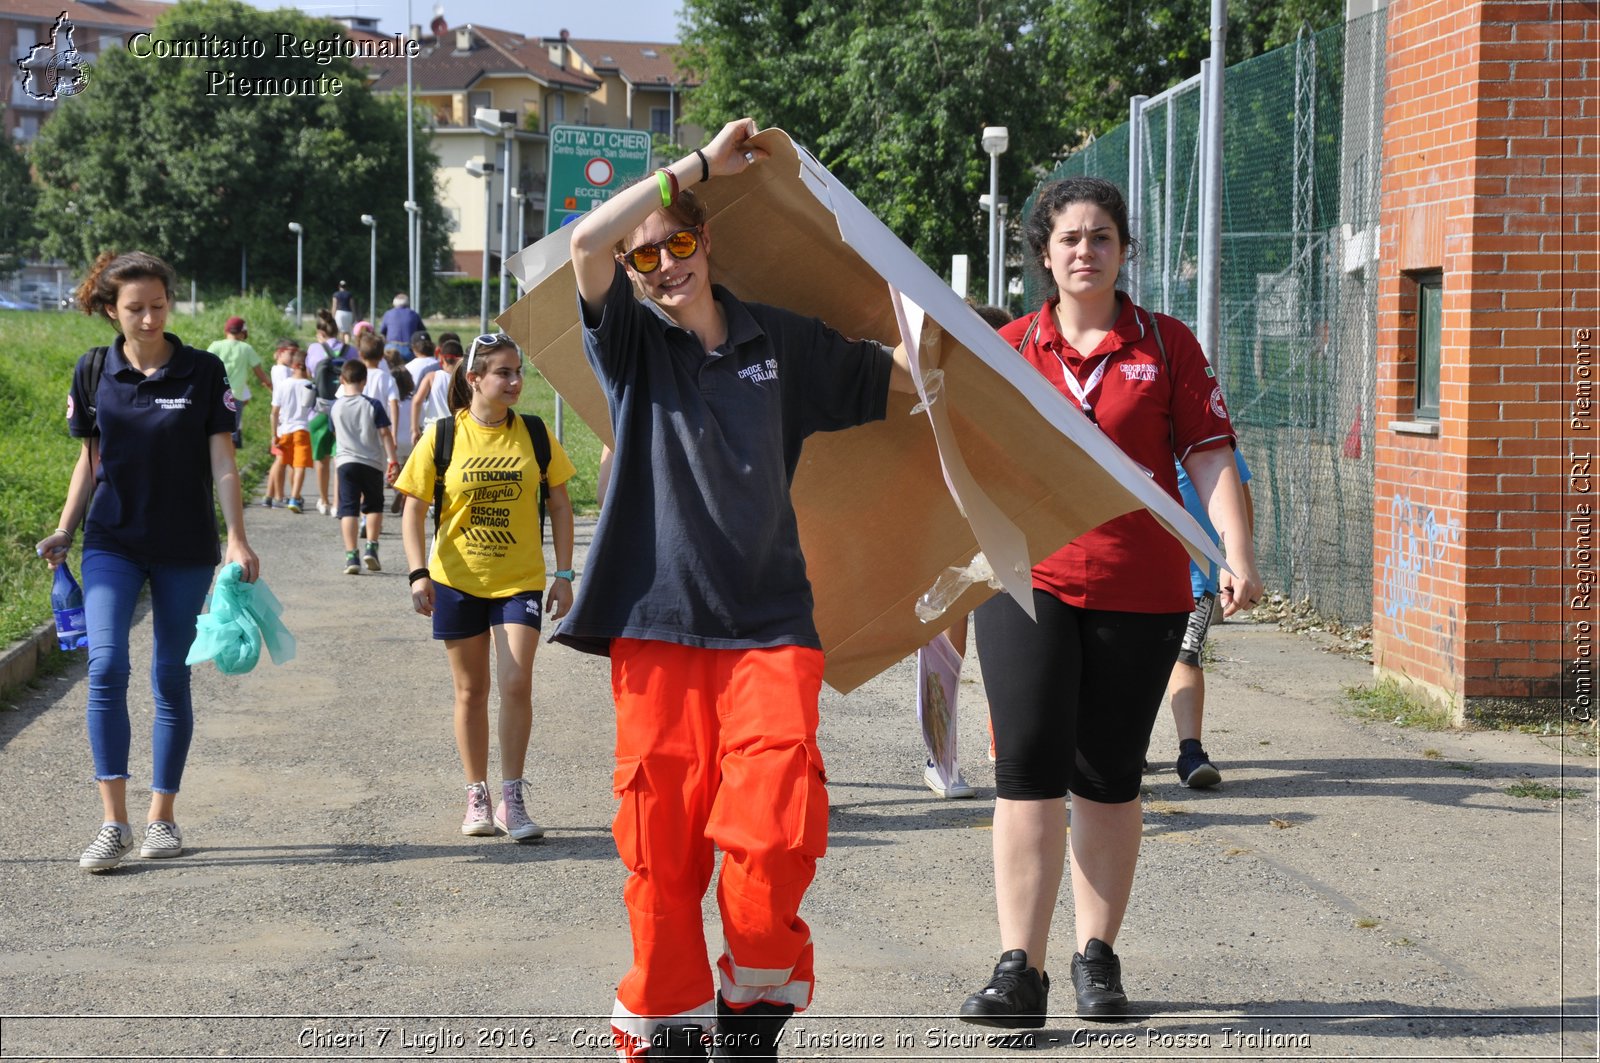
[1,506,1595,1060]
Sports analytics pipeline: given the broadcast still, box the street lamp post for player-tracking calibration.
[465,158,496,335]
[511,187,527,285]
[360,214,377,325]
[403,200,421,316]
[979,194,1009,310]
[981,126,1009,306]
[474,107,516,313]
[404,0,416,311]
[287,221,304,329]
[998,199,1009,305]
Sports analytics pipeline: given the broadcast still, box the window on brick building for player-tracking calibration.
[1413,271,1442,419]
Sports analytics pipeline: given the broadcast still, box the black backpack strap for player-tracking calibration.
[520,413,551,542]
[431,414,455,539]
[84,346,109,422]
[82,345,109,478]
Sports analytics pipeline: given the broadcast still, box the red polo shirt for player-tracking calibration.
[1000,294,1235,613]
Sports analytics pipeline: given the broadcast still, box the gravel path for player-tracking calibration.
[1,506,1594,1059]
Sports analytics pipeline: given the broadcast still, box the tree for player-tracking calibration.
[677,0,1341,271]
[0,105,37,277]
[1043,0,1343,143]
[681,0,1065,270]
[29,0,449,305]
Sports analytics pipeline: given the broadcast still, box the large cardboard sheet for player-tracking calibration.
[500,129,1227,693]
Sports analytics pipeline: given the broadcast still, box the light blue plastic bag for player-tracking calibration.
[185,563,295,674]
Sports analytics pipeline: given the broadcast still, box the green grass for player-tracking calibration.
[0,301,604,650]
[0,297,283,649]
[514,366,602,514]
[1345,678,1458,731]
[1505,781,1584,801]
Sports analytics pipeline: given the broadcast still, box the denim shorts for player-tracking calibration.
[431,583,543,640]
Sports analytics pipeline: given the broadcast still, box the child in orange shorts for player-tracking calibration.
[269,345,317,513]
[262,340,298,506]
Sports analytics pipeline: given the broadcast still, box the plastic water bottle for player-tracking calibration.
[51,563,89,652]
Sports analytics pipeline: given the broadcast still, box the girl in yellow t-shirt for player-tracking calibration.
[396,333,576,841]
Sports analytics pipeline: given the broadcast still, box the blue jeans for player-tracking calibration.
[82,549,215,793]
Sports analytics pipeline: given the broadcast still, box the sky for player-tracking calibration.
[239,0,686,43]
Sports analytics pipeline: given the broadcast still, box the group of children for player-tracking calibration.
[253,319,465,573]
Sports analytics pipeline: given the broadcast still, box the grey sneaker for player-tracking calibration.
[363,541,381,572]
[140,820,183,859]
[79,823,134,871]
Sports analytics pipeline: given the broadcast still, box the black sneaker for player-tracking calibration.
[645,1024,708,1060]
[1071,938,1130,1021]
[711,996,794,1060]
[1176,746,1222,788]
[958,948,1049,1029]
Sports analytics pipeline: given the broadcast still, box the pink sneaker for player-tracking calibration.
[494,779,544,841]
[461,782,494,836]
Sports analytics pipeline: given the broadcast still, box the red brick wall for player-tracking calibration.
[1373,0,1598,717]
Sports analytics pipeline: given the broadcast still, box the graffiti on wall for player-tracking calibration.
[1379,491,1461,645]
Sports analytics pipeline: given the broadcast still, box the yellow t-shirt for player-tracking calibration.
[395,410,576,597]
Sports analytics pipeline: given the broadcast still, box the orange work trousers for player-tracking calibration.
[607,638,828,1059]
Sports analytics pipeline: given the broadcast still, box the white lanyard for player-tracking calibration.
[1051,349,1110,415]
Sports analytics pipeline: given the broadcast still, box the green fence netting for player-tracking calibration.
[1020,11,1387,627]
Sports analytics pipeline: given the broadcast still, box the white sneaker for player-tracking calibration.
[79,823,134,871]
[316,500,331,516]
[140,820,184,859]
[924,761,977,799]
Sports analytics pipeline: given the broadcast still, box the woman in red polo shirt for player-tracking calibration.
[957,178,1261,1028]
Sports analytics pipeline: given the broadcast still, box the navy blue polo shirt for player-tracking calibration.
[67,333,236,565]
[553,262,891,656]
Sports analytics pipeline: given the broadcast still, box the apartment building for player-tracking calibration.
[360,23,700,278]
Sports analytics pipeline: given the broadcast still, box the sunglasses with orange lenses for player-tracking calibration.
[620,228,701,274]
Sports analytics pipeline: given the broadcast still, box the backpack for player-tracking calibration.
[313,342,348,403]
[432,412,552,544]
[83,346,110,421]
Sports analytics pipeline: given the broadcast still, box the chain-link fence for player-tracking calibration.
[1021,10,1387,627]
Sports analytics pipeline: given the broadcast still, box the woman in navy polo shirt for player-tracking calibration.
[36,250,259,873]
[956,179,1261,1027]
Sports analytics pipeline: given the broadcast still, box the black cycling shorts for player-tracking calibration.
[976,589,1186,803]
